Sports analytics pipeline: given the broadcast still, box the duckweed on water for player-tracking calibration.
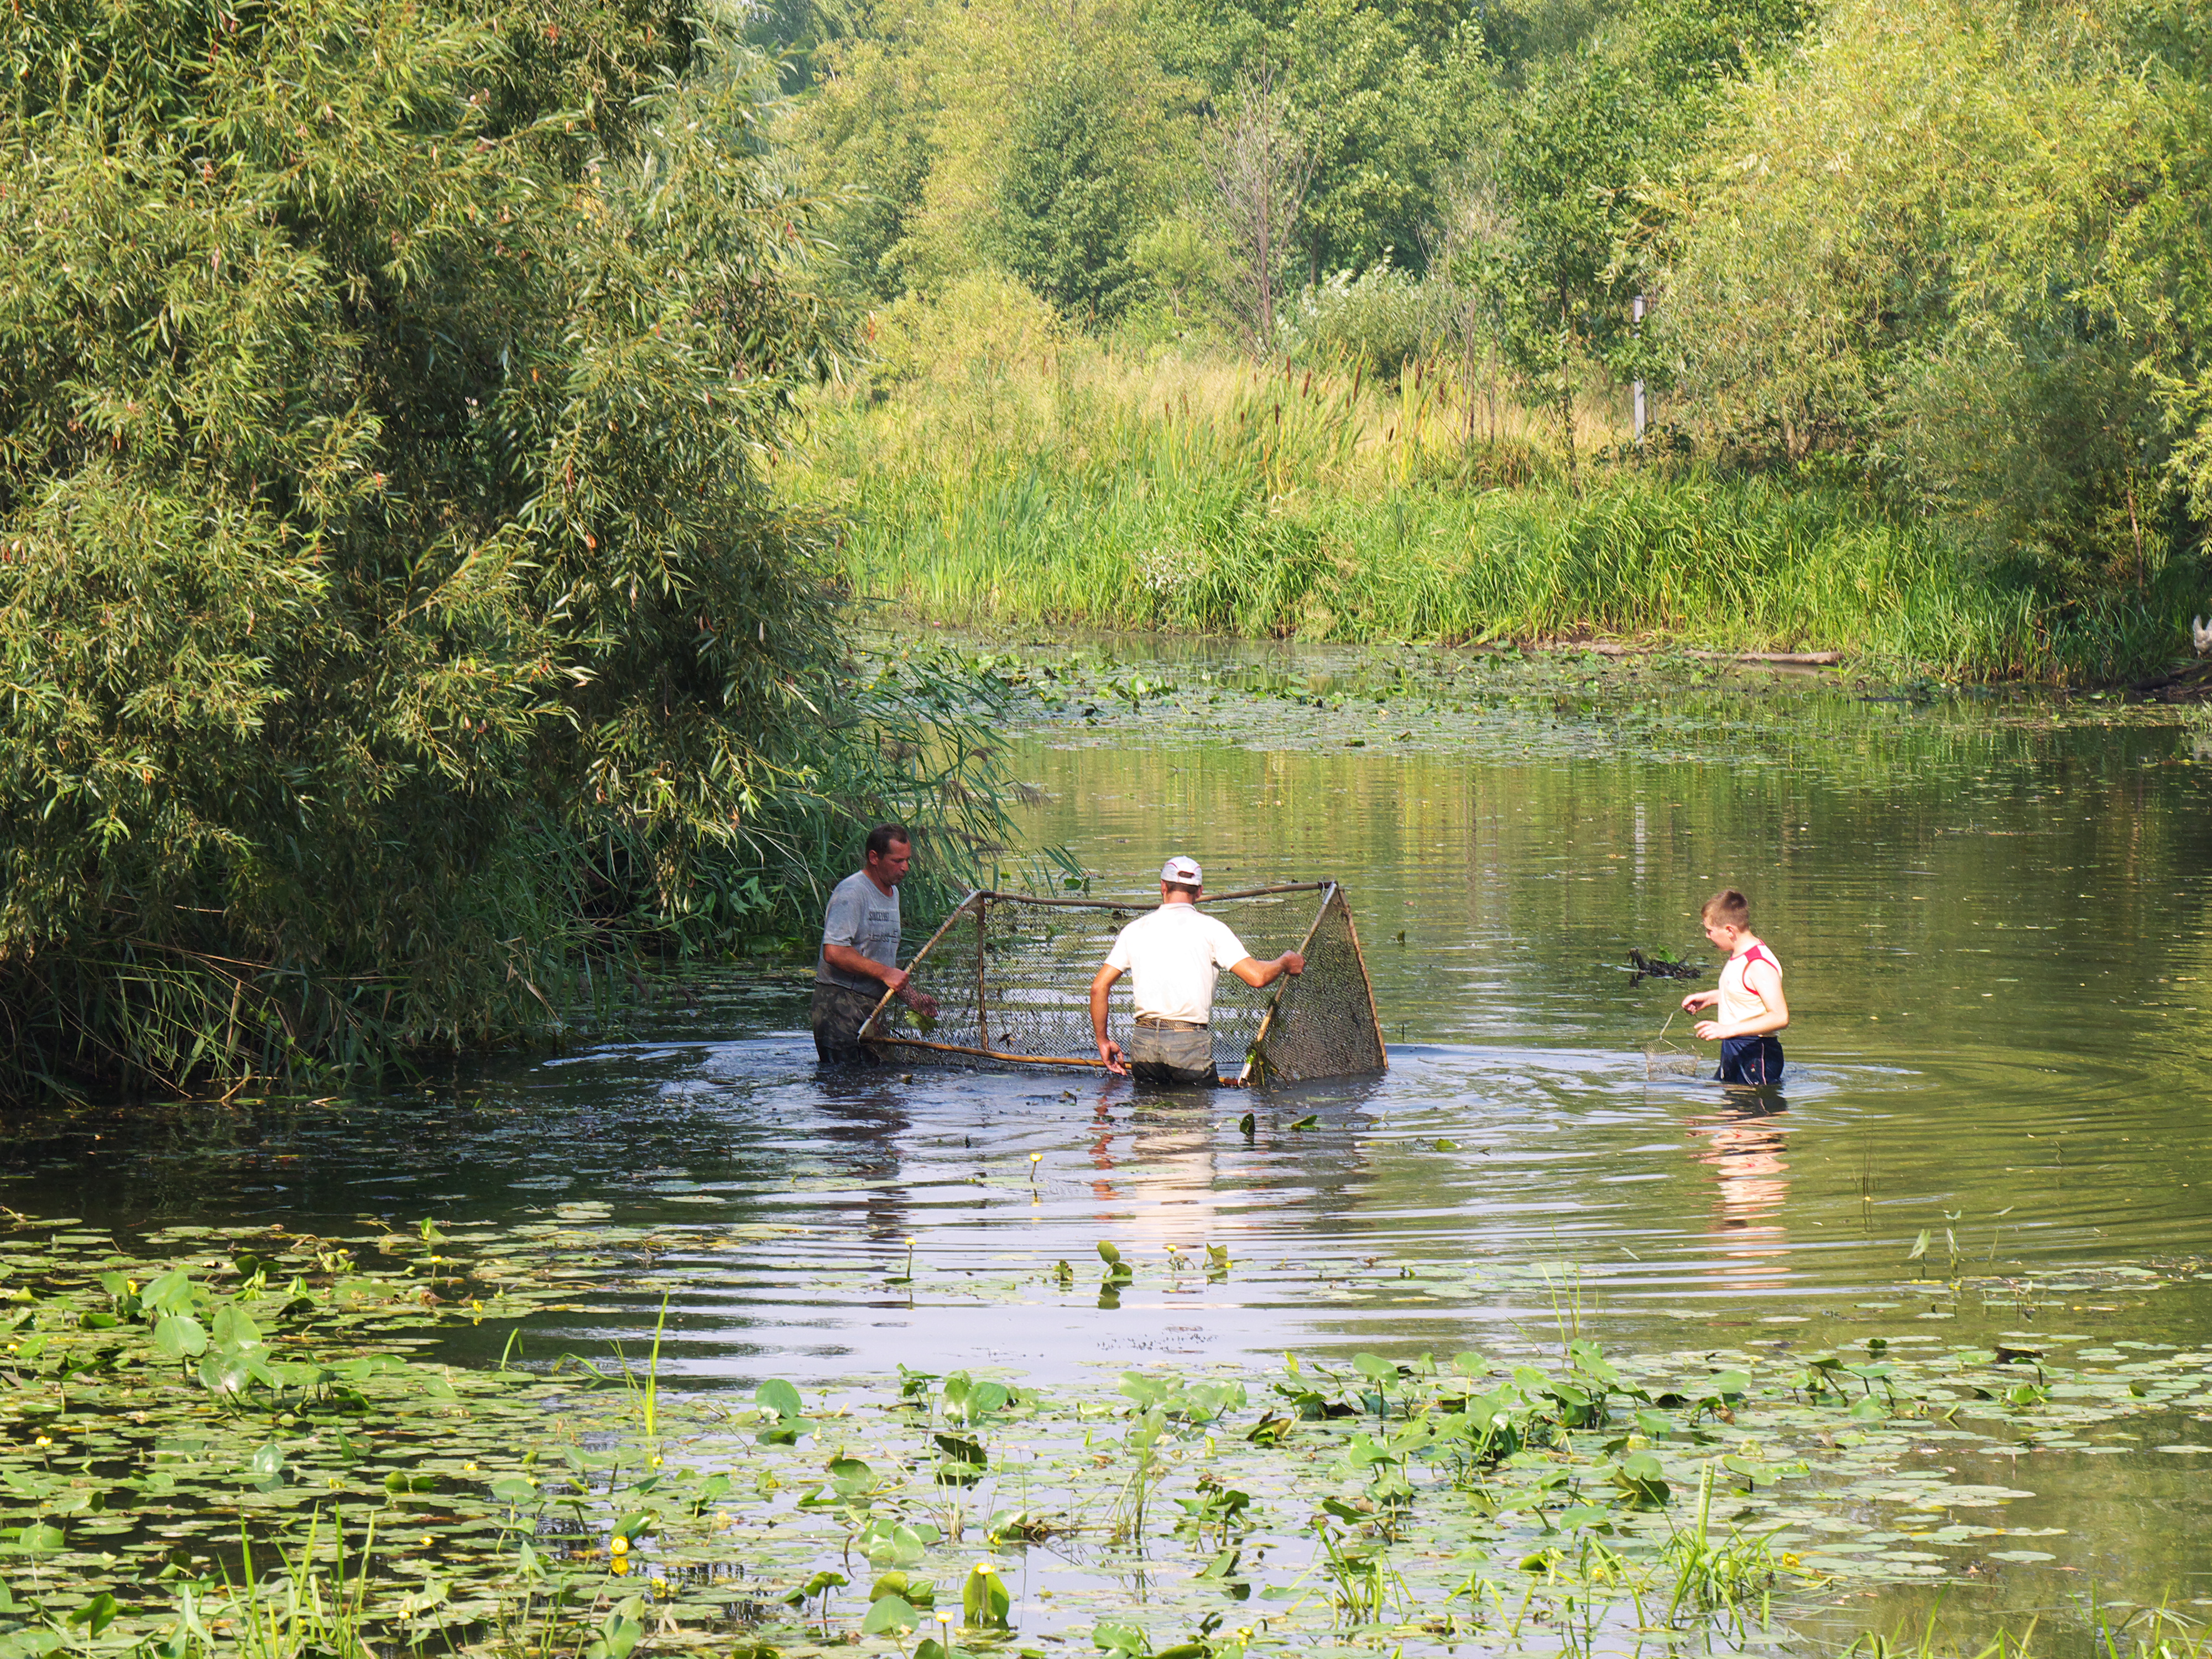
[3,1212,2212,1659]
[861,633,2211,778]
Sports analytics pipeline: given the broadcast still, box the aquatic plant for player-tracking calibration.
[0,1211,2206,1659]
[791,348,2197,682]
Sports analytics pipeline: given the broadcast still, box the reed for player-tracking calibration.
[791,337,2193,682]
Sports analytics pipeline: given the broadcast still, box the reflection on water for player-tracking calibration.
[7,684,2212,1384]
[5,671,2212,1630]
[1688,1097,1792,1290]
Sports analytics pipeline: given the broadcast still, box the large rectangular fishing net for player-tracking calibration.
[856,883,1387,1084]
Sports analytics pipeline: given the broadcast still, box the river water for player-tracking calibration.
[9,640,2212,1630]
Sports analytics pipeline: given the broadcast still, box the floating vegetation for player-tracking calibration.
[3,1212,2211,1659]
[1625,951,1703,986]
[872,631,2210,789]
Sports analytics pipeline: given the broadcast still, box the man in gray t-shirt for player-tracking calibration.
[813,824,938,1063]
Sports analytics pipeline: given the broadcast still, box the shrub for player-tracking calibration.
[1285,264,1436,376]
[0,0,1003,1098]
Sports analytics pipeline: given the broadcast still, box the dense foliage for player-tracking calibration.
[0,0,1003,1098]
[1658,0,2212,612]
[780,0,2210,654]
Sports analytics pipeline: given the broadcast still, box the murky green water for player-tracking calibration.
[9,643,2212,1635]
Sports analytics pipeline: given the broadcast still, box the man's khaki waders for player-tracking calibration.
[1127,1015,1219,1087]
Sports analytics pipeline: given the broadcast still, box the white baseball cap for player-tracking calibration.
[1161,855,1202,885]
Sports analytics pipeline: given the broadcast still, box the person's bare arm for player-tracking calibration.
[1680,988,1719,1013]
[1692,963,1787,1041]
[823,944,937,1019]
[1089,963,1127,1074]
[1228,951,1305,989]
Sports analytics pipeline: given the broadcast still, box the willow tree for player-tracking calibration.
[0,0,1003,1097]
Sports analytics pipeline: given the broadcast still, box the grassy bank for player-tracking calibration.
[786,298,2195,681]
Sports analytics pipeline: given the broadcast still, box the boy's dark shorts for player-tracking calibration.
[1716,1035,1784,1086]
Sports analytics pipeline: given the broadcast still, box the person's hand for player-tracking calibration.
[1280,951,1306,975]
[1693,1019,1726,1042]
[1681,989,1716,1013]
[1098,1037,1127,1076]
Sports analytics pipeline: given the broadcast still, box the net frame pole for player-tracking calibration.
[1342,890,1386,1069]
[953,881,1329,913]
[974,895,990,1052]
[1240,881,1333,1085]
[858,889,982,1042]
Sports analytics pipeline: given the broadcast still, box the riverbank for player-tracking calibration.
[785,340,2201,685]
[870,624,2212,774]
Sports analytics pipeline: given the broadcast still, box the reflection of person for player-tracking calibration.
[1690,1099,1791,1228]
[1687,1098,1792,1288]
[1679,888,1790,1086]
[812,824,939,1065]
[1087,857,1305,1087]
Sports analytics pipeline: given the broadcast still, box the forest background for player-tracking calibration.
[776,0,2212,675]
[1,0,2206,1097]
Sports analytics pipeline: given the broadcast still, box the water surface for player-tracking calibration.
[10,649,2212,1630]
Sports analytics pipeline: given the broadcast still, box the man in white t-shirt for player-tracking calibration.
[1088,856,1306,1086]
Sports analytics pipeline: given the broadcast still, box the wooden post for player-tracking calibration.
[1631,294,1647,444]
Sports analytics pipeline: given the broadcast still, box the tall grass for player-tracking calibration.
[789,297,2193,680]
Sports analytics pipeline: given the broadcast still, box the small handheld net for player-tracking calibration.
[1645,1047,1708,1080]
[857,883,1387,1084]
[1642,1009,1708,1080]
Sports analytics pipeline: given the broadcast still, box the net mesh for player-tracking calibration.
[858,883,1386,1083]
[1644,1046,1708,1080]
[1640,1009,1709,1080]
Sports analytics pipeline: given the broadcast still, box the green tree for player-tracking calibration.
[1147,0,1484,279]
[1279,0,1486,279]
[994,55,1160,319]
[1441,0,1818,461]
[0,0,1001,1097]
[1658,0,2210,606]
[2111,0,2212,534]
[784,0,1186,316]
[1639,0,1820,88]
[1454,54,1657,462]
[784,30,940,298]
[1129,213,1229,324]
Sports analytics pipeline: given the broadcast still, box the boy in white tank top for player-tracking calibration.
[1679,888,1790,1086]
